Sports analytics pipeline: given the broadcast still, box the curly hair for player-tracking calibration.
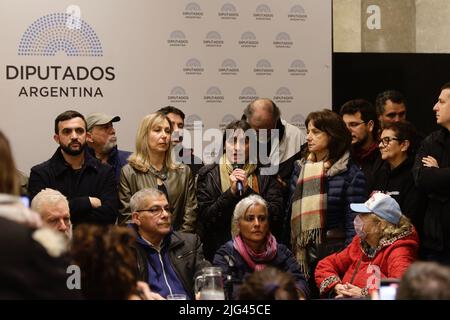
[368,214,413,245]
[237,267,299,300]
[70,225,138,300]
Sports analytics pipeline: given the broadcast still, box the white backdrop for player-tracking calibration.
[0,0,331,173]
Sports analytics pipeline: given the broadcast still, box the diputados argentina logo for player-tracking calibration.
[6,6,115,98]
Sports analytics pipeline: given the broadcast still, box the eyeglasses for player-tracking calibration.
[136,205,173,216]
[378,137,401,147]
[346,121,367,129]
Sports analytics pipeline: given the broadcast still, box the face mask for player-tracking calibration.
[354,215,367,240]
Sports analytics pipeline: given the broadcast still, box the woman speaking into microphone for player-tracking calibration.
[197,120,284,262]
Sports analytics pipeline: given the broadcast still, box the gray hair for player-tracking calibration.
[129,188,166,213]
[231,194,268,237]
[244,98,281,123]
[31,188,68,215]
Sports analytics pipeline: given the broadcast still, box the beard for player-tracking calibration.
[102,137,117,154]
[60,141,86,156]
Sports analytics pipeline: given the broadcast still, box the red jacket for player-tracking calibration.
[315,228,419,297]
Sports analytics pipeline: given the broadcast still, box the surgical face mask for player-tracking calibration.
[354,215,367,240]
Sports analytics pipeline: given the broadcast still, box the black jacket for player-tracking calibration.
[370,156,425,232]
[0,217,81,299]
[28,148,118,226]
[132,229,210,299]
[197,164,284,261]
[413,128,450,251]
[213,240,310,300]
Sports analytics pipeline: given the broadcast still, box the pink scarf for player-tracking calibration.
[233,233,277,271]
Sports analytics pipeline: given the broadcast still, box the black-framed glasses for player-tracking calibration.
[136,205,173,216]
[378,136,401,147]
[346,121,367,129]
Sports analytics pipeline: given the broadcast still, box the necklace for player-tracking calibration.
[148,165,167,181]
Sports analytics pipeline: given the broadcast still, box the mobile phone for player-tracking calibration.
[379,278,400,300]
[20,196,30,208]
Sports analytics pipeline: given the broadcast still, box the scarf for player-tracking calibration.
[233,233,277,271]
[219,154,258,193]
[290,158,327,277]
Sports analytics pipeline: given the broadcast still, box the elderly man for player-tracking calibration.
[31,188,72,239]
[28,110,118,226]
[129,188,210,300]
[86,112,131,181]
[242,98,305,195]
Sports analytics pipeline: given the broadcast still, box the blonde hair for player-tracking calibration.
[370,214,413,244]
[0,131,20,196]
[128,112,178,172]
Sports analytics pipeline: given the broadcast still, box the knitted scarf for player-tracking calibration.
[233,233,277,271]
[290,158,327,278]
[219,154,258,193]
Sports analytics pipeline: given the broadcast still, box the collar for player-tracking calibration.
[130,223,184,251]
[50,148,99,176]
[436,127,450,145]
[359,228,413,259]
[87,145,118,164]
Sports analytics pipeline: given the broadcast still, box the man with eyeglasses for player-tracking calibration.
[340,99,382,186]
[85,112,131,182]
[28,110,118,226]
[413,82,450,265]
[129,188,210,300]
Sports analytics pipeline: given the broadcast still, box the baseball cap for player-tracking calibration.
[86,113,120,131]
[350,192,402,225]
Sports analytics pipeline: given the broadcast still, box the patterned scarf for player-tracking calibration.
[219,154,258,193]
[233,233,277,271]
[290,158,327,278]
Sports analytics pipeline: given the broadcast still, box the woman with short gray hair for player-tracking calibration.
[213,194,309,300]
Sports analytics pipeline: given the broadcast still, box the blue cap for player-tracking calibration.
[350,192,402,225]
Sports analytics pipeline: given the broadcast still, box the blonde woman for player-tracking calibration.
[315,193,419,298]
[119,112,197,232]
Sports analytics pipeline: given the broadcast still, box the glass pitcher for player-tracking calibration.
[194,267,225,300]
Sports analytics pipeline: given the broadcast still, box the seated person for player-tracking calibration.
[31,188,72,239]
[237,266,301,300]
[129,188,210,300]
[315,193,419,298]
[213,195,309,300]
[71,224,160,300]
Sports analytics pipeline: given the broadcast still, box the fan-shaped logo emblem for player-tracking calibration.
[239,31,258,48]
[185,114,204,131]
[168,30,188,47]
[168,86,189,103]
[290,114,307,132]
[220,114,238,130]
[204,31,224,48]
[239,86,258,103]
[274,32,293,48]
[254,4,273,21]
[288,4,308,21]
[273,87,293,104]
[254,59,274,76]
[18,12,102,56]
[183,2,204,19]
[183,58,204,75]
[204,86,224,103]
[288,59,308,76]
[219,58,239,75]
[219,3,239,20]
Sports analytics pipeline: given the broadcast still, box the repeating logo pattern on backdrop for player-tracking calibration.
[204,31,224,48]
[183,58,204,75]
[288,59,308,76]
[168,30,188,47]
[168,86,189,104]
[273,87,293,104]
[219,58,239,75]
[219,3,239,20]
[239,86,258,103]
[204,86,224,103]
[239,31,258,48]
[183,2,203,19]
[254,59,274,76]
[253,4,273,21]
[290,113,307,132]
[273,32,293,48]
[288,4,308,21]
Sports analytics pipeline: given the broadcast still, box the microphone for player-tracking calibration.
[232,163,244,196]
